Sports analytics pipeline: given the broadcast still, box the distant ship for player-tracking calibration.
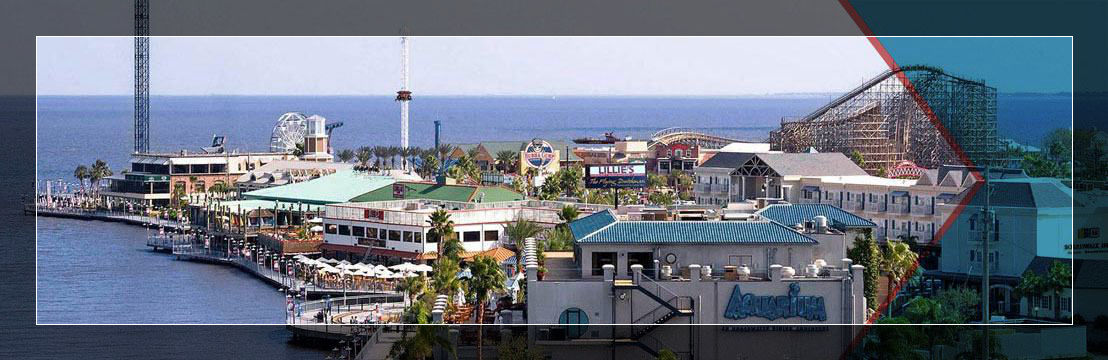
[573,132,628,144]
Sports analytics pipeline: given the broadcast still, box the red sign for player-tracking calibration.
[393,183,406,199]
[363,209,384,220]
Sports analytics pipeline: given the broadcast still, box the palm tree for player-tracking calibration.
[427,209,458,257]
[73,165,89,194]
[494,150,517,174]
[355,146,371,170]
[1045,261,1071,320]
[419,153,439,179]
[880,240,919,314]
[89,159,113,202]
[557,205,579,225]
[389,146,403,170]
[337,148,355,163]
[504,219,543,273]
[669,170,693,200]
[399,274,427,306]
[466,255,506,360]
[372,146,388,169]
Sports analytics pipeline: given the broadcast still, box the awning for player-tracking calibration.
[889,191,909,197]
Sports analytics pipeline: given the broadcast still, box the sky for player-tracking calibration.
[35,37,1071,96]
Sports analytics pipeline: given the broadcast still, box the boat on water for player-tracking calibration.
[573,132,628,144]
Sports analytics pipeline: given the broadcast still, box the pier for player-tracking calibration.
[170,243,397,298]
[34,206,188,231]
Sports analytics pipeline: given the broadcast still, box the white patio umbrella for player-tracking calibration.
[410,264,434,273]
[308,217,324,224]
[389,262,419,272]
[339,260,352,265]
[374,265,389,272]
[309,225,324,232]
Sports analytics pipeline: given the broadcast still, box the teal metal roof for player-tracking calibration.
[243,170,394,204]
[569,210,618,240]
[756,203,876,229]
[575,218,816,245]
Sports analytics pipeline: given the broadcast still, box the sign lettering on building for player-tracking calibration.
[524,140,556,169]
[585,163,647,189]
[393,183,406,199]
[363,209,384,220]
[723,283,827,321]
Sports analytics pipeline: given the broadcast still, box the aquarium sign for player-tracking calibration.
[585,163,647,189]
[723,283,827,321]
[524,140,556,169]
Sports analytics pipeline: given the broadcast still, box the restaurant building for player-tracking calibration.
[105,150,295,206]
[523,209,868,357]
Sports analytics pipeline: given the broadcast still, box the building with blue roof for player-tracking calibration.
[568,209,855,280]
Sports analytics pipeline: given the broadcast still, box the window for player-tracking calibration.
[847,193,852,201]
[366,228,378,239]
[464,231,481,242]
[352,226,365,237]
[1062,297,1070,311]
[403,231,415,242]
[591,252,616,276]
[325,224,337,234]
[484,230,499,242]
[338,225,350,236]
[969,250,975,261]
[414,232,423,243]
[890,196,897,204]
[388,230,401,241]
[173,165,189,174]
[425,230,438,243]
[210,164,226,173]
[558,308,589,339]
[803,190,812,200]
[193,181,206,192]
[914,196,920,205]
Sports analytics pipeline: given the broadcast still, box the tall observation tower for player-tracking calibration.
[134,0,150,154]
[396,35,412,153]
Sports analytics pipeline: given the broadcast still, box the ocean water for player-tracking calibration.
[35,94,1070,185]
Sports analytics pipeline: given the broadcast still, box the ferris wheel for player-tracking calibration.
[269,112,308,153]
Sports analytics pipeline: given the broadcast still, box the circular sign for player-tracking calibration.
[524,139,556,169]
[665,253,677,264]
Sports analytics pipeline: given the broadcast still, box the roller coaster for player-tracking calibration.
[650,127,746,149]
[769,65,1003,174]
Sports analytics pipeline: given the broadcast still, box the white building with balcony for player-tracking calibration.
[319,199,609,263]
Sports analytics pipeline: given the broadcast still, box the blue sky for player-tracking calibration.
[878,37,1072,93]
[36,37,1070,96]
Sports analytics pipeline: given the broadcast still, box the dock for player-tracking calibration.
[34,206,188,231]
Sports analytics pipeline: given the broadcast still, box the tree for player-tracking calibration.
[89,159,113,198]
[669,170,693,200]
[292,142,304,157]
[1015,270,1046,317]
[388,322,455,360]
[419,153,439,179]
[647,173,667,189]
[399,274,427,306]
[427,209,458,258]
[498,334,543,360]
[854,316,926,360]
[934,287,980,322]
[1045,261,1071,320]
[466,255,506,360]
[495,150,518,174]
[880,240,919,314]
[355,146,371,170]
[1042,128,1072,164]
[557,205,579,225]
[850,149,866,168]
[337,148,355,163]
[505,219,543,272]
[848,231,881,311]
[73,165,89,193]
[648,191,676,206]
[903,297,963,358]
[545,226,574,251]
